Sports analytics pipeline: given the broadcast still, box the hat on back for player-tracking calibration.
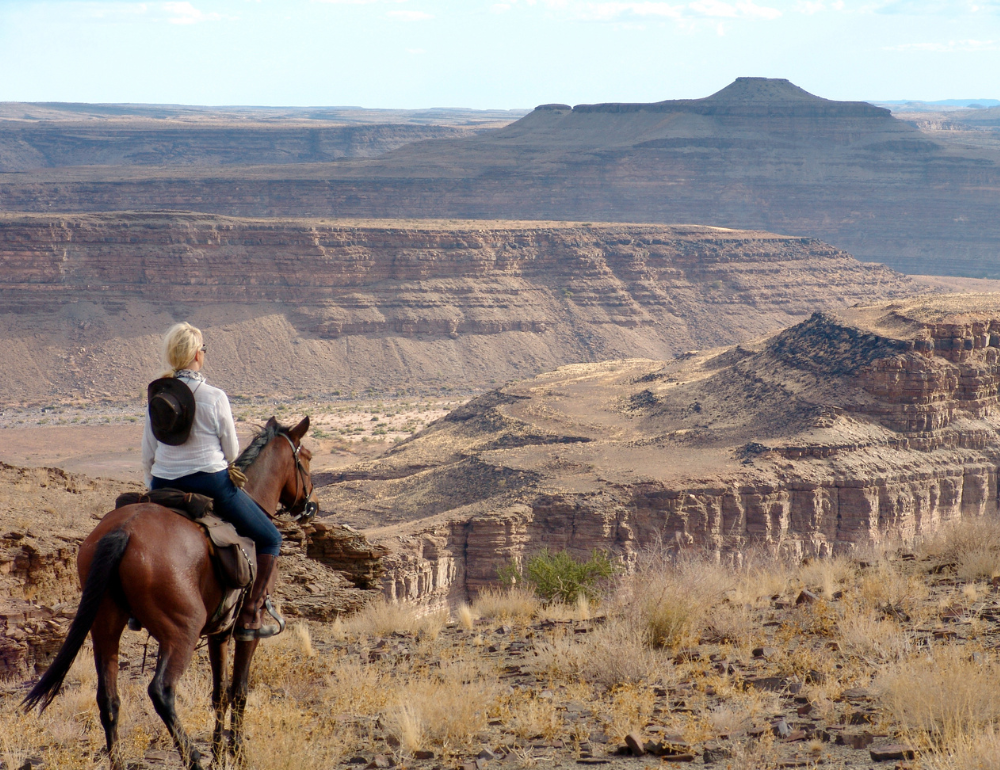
[148,378,196,445]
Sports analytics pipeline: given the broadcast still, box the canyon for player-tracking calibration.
[312,295,1000,609]
[2,79,999,276]
[0,212,914,405]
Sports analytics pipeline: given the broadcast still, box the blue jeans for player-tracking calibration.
[151,470,282,556]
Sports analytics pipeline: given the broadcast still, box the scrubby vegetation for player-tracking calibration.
[498,548,616,604]
[10,518,1000,768]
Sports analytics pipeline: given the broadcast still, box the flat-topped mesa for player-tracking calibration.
[561,77,891,119]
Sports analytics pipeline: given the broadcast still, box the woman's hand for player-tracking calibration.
[228,463,248,489]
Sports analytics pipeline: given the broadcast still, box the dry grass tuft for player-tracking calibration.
[385,658,500,752]
[338,599,447,639]
[612,554,732,649]
[880,646,1000,748]
[472,586,541,622]
[539,615,675,688]
[457,603,475,631]
[922,726,1000,770]
[920,516,1000,581]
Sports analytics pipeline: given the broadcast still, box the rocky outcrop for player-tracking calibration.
[305,520,388,589]
[2,78,998,276]
[0,598,72,678]
[316,296,1000,608]
[0,212,916,404]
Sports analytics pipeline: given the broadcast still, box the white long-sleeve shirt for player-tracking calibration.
[141,376,240,487]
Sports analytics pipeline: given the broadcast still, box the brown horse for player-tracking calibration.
[23,416,318,770]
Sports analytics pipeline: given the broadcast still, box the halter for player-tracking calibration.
[275,431,319,524]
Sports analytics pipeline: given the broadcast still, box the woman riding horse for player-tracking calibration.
[24,321,318,770]
[142,322,283,640]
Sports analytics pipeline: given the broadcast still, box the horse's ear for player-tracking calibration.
[289,416,310,442]
[265,417,279,430]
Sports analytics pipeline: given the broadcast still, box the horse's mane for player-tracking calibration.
[234,421,288,472]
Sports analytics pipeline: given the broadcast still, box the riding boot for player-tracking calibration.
[234,554,285,641]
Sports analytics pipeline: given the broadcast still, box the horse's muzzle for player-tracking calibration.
[295,501,319,524]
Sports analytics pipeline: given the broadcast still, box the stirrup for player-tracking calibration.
[233,598,285,641]
[256,597,286,639]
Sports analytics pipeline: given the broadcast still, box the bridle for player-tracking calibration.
[276,431,319,524]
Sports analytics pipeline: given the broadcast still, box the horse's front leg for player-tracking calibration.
[228,638,260,764]
[208,634,230,766]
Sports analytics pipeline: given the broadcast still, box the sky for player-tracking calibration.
[0,0,998,108]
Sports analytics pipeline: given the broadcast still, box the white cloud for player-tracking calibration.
[691,0,781,17]
[162,2,227,23]
[576,3,683,21]
[885,38,998,50]
[406,47,427,53]
[795,0,826,12]
[76,2,151,21]
[550,0,780,21]
[387,8,433,18]
[71,2,230,24]
[873,0,1000,13]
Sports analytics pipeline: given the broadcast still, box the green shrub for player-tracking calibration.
[499,549,616,604]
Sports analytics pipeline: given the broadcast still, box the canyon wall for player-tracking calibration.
[313,299,1000,609]
[0,212,914,404]
[2,79,998,276]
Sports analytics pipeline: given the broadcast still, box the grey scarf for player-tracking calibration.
[175,369,206,383]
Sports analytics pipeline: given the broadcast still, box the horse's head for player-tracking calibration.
[239,416,319,524]
[270,416,320,525]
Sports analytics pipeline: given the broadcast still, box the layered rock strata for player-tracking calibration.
[2,79,999,276]
[314,296,1000,608]
[0,212,915,404]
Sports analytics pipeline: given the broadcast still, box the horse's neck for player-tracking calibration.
[243,446,285,515]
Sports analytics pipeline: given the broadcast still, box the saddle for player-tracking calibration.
[114,490,257,636]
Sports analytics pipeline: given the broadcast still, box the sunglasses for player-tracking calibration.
[200,345,207,353]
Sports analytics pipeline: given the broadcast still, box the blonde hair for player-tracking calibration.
[160,322,203,378]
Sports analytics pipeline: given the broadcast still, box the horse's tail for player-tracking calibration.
[22,528,130,713]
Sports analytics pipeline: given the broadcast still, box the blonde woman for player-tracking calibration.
[141,322,284,640]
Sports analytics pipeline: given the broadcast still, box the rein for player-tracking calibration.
[275,432,318,524]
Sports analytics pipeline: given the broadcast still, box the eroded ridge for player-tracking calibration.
[315,297,1000,607]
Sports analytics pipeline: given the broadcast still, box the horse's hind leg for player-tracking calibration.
[148,634,205,770]
[92,599,128,770]
[228,638,260,763]
[208,634,230,766]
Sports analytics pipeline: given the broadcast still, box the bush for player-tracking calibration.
[499,549,616,604]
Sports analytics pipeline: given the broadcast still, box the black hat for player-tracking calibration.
[148,377,196,446]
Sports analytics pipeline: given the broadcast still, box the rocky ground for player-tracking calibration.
[6,533,1000,769]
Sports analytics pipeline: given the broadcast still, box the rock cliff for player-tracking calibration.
[314,296,1000,608]
[2,78,998,276]
[0,212,914,404]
